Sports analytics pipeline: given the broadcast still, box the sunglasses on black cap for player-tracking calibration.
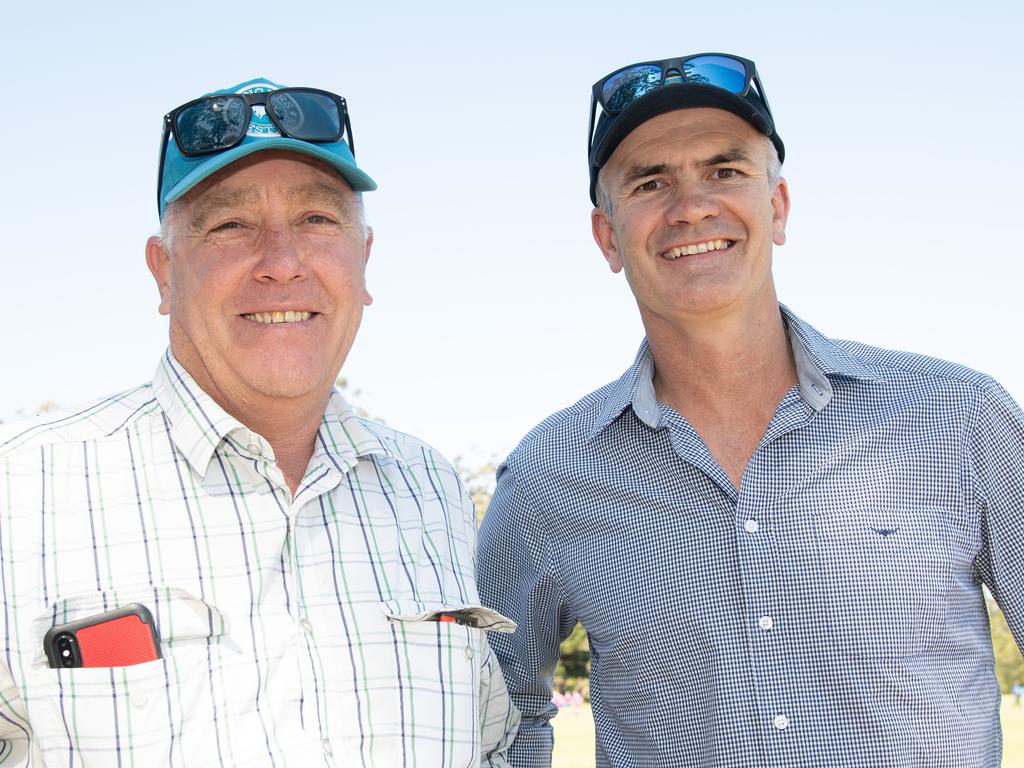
[156,87,355,210]
[587,53,774,160]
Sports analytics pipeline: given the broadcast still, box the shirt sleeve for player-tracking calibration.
[479,635,521,766]
[970,380,1024,648]
[0,661,31,766]
[477,464,578,768]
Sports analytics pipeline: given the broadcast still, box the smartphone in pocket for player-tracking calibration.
[43,603,161,668]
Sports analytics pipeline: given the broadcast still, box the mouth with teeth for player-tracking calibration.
[241,310,314,325]
[662,239,734,260]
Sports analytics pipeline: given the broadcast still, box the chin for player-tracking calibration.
[244,373,330,402]
[233,353,336,401]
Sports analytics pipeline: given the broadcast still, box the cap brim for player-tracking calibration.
[163,137,378,207]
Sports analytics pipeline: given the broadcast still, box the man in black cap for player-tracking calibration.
[477,53,1024,766]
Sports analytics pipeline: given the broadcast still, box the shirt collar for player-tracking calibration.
[588,305,883,439]
[153,350,395,479]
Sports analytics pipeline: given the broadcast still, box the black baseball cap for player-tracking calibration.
[588,54,785,205]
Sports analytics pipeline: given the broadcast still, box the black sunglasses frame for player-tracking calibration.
[156,87,355,211]
[587,53,773,160]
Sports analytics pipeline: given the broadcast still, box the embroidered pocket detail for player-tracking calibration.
[813,507,952,659]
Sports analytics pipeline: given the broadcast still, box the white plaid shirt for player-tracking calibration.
[0,351,519,767]
[478,306,1024,767]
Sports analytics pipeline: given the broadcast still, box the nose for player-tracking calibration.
[664,181,719,226]
[253,223,307,283]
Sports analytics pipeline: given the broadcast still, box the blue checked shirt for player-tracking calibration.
[0,352,519,767]
[477,306,1024,767]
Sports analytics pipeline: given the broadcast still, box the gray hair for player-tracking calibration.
[765,139,782,189]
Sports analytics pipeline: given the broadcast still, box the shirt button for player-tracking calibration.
[300,619,314,634]
[247,443,261,455]
[464,644,475,660]
[322,738,333,756]
[758,616,774,631]
[131,691,148,708]
[773,714,790,730]
[744,519,760,534]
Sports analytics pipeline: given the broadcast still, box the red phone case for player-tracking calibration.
[44,603,161,668]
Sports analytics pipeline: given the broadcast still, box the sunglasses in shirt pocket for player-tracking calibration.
[812,507,953,659]
[352,600,514,761]
[27,586,227,763]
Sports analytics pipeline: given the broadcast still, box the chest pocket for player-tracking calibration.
[813,507,952,659]
[24,586,226,765]
[331,599,510,767]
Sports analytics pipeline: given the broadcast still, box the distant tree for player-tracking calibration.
[989,596,1024,692]
[469,465,591,697]
[454,458,498,526]
[555,623,591,699]
[2,400,60,425]
[335,377,381,423]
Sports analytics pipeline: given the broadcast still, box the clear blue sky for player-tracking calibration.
[2,0,1021,467]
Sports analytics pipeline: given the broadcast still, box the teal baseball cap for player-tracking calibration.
[158,77,377,219]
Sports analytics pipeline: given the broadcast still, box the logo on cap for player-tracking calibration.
[237,82,285,138]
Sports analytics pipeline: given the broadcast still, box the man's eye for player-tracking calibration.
[306,214,336,225]
[636,179,663,193]
[714,168,738,179]
[211,221,243,232]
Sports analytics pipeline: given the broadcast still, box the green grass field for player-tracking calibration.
[550,697,1024,767]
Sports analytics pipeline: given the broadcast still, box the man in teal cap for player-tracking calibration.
[0,78,519,766]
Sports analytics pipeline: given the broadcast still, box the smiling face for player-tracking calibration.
[146,150,373,419]
[592,107,789,330]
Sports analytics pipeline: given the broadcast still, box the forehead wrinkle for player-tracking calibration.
[287,180,361,227]
[185,186,262,230]
[286,180,354,210]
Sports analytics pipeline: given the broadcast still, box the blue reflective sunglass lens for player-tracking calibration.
[602,65,662,113]
[268,91,341,141]
[175,96,248,154]
[681,55,747,93]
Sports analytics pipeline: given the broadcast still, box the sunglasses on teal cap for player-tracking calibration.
[156,87,355,211]
[587,53,774,159]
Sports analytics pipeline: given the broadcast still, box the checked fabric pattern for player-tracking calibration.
[478,306,1024,768]
[0,351,519,767]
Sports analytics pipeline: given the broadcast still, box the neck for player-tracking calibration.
[175,357,330,496]
[642,293,796,415]
[231,398,327,496]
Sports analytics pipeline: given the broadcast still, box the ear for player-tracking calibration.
[145,236,172,316]
[591,207,624,273]
[770,177,791,246]
[362,227,374,306]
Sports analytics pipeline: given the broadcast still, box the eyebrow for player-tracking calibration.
[187,187,262,230]
[700,148,756,168]
[620,148,758,186]
[186,181,358,230]
[623,163,669,183]
[286,182,356,215]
